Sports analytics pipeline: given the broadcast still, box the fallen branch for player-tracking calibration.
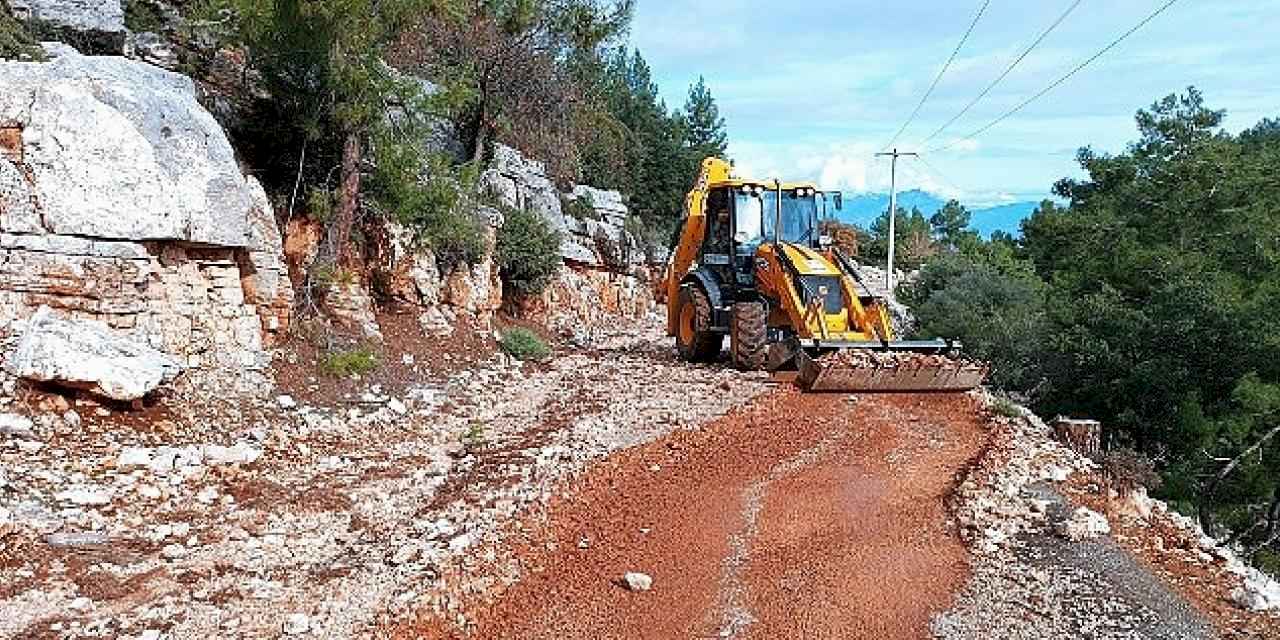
[1200,424,1280,529]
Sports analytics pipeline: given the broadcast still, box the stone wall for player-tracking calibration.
[0,47,290,372]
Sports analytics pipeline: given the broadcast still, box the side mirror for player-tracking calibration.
[833,193,844,211]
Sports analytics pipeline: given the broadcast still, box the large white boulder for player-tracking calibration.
[6,306,184,401]
[1232,569,1280,612]
[0,46,252,246]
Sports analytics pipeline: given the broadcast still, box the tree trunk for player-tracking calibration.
[333,131,362,268]
[471,123,488,164]
[1052,418,1102,459]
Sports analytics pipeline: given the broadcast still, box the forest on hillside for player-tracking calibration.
[188,0,726,287]
[901,88,1280,576]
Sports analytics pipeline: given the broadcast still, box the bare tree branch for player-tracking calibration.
[1200,424,1280,529]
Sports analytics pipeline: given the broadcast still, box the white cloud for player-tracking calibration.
[818,155,870,192]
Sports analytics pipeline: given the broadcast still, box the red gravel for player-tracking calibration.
[410,389,990,639]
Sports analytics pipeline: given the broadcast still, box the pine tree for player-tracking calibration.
[930,200,973,250]
[681,76,728,160]
[213,0,453,268]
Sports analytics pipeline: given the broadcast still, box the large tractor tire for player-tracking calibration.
[676,285,722,363]
[731,301,769,371]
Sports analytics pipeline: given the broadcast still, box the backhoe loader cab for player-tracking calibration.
[665,157,987,392]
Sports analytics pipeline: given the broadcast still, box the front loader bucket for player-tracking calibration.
[795,348,988,393]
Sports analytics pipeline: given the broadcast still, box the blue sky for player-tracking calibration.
[629,0,1277,206]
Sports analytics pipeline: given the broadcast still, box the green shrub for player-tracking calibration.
[901,252,1049,394]
[0,9,43,60]
[499,328,550,361]
[418,206,487,269]
[562,192,598,221]
[991,396,1022,419]
[367,138,487,270]
[321,346,379,377]
[123,0,166,32]
[1257,549,1280,578]
[496,205,562,297]
[461,422,488,449]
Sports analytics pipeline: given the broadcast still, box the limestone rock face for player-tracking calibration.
[0,50,291,374]
[382,223,443,309]
[482,144,647,269]
[6,306,184,401]
[0,46,251,246]
[380,213,503,332]
[517,266,657,342]
[325,281,382,339]
[241,177,293,337]
[6,0,126,53]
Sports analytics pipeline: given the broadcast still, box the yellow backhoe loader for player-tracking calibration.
[665,158,987,392]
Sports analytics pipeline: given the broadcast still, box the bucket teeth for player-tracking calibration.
[796,349,988,393]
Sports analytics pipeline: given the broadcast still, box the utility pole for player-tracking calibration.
[875,148,918,292]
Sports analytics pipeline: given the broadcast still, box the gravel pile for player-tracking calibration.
[0,316,767,639]
[933,392,1275,639]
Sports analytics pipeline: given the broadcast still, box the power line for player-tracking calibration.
[913,155,967,197]
[932,0,1182,153]
[880,0,991,151]
[919,0,1084,147]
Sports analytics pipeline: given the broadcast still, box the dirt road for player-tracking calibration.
[446,389,989,639]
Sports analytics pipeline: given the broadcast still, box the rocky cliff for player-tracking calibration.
[0,45,290,379]
[481,144,658,342]
[0,37,664,393]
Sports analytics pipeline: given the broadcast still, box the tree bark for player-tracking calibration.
[1052,418,1102,459]
[333,131,362,268]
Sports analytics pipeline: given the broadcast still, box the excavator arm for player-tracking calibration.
[666,157,734,336]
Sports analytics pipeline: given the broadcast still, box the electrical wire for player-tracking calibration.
[913,155,967,197]
[931,0,1182,152]
[880,0,991,151]
[919,0,1085,146]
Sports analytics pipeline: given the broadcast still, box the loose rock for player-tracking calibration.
[6,307,184,401]
[1057,507,1112,542]
[283,613,310,635]
[55,486,112,506]
[0,412,34,437]
[1231,570,1280,612]
[622,572,653,592]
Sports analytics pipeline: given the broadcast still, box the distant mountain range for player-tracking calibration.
[825,189,1045,238]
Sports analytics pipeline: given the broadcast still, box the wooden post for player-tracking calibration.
[1052,417,1102,459]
